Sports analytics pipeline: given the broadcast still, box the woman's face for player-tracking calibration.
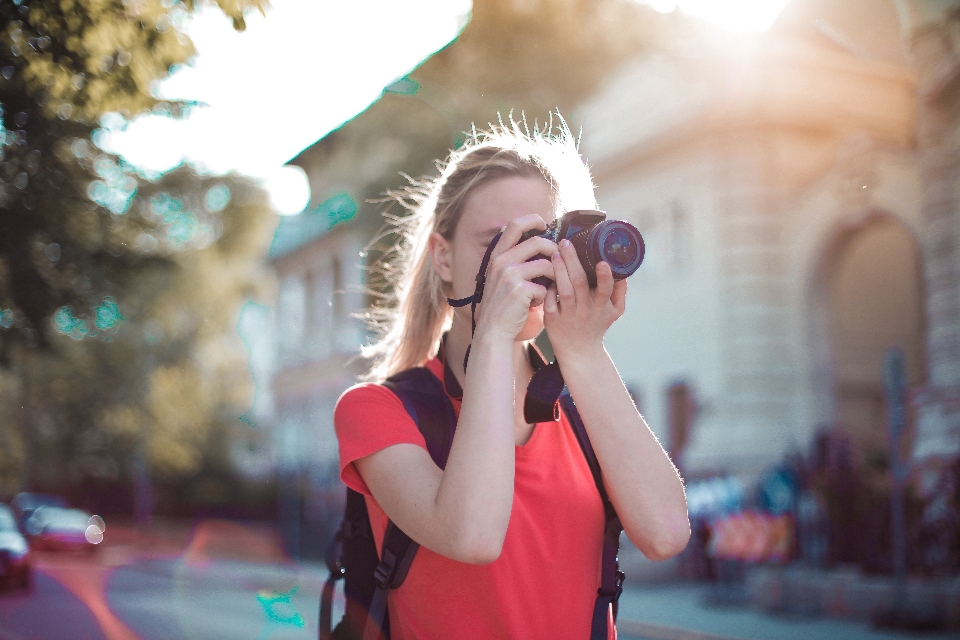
[432,175,554,341]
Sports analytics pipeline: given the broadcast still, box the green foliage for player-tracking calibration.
[17,168,275,485]
[3,0,265,122]
[0,0,266,353]
[0,0,274,491]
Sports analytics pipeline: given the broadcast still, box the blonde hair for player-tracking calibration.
[362,115,597,382]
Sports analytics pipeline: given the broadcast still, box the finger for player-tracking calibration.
[527,281,549,308]
[594,261,615,302]
[611,279,627,316]
[552,249,575,308]
[544,284,558,315]
[512,257,555,284]
[559,239,589,302]
[499,236,559,265]
[493,214,548,259]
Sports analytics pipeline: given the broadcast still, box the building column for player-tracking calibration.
[686,133,797,481]
[910,19,960,460]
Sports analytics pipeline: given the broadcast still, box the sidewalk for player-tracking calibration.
[615,583,959,640]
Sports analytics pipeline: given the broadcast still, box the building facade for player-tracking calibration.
[575,0,960,482]
[261,208,367,554]
[258,1,960,560]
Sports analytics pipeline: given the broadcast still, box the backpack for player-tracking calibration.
[319,362,624,640]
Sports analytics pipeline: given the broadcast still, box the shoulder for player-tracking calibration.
[334,382,422,443]
[335,381,428,496]
[335,382,406,418]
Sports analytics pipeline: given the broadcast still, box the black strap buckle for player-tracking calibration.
[373,550,397,590]
[598,570,625,602]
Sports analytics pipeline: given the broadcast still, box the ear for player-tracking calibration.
[429,232,454,285]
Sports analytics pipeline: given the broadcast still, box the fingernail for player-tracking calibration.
[553,252,561,260]
[561,239,571,248]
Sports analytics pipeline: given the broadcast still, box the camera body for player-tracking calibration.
[519,210,645,288]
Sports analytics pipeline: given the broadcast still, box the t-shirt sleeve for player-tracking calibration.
[334,383,428,496]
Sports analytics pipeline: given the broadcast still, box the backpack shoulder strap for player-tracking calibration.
[559,390,625,640]
[383,367,457,468]
[321,487,376,640]
[358,367,457,640]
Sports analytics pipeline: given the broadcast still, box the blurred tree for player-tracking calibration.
[14,168,274,496]
[0,0,265,353]
[0,0,275,498]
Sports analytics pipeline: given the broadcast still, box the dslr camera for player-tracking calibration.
[520,210,645,288]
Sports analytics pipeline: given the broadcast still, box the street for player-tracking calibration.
[0,555,329,640]
[1,521,956,640]
[0,521,331,640]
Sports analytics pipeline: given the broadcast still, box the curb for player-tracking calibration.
[618,619,747,640]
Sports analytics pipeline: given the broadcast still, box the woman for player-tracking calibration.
[335,118,690,639]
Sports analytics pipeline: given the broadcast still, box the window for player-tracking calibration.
[671,201,690,272]
[667,382,694,462]
[278,276,306,356]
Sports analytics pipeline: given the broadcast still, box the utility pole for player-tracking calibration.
[883,346,908,613]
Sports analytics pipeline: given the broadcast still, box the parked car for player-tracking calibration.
[24,507,104,553]
[10,492,68,532]
[0,504,31,590]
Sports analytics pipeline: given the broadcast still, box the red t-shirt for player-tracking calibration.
[335,356,615,640]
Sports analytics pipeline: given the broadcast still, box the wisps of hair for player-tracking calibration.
[358,112,596,382]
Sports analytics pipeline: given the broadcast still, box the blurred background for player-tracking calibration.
[1,0,959,638]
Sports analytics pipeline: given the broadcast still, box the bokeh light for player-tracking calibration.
[263,166,310,215]
[84,524,103,544]
[205,184,231,212]
[53,297,125,339]
[88,515,106,533]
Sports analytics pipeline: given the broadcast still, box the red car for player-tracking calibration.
[24,506,103,553]
[0,504,31,590]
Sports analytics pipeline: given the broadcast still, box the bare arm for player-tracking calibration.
[354,216,558,564]
[544,240,690,560]
[559,347,690,560]
[355,334,516,563]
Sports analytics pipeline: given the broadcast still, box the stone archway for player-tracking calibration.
[818,214,927,459]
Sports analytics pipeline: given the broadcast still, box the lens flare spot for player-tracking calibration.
[95,297,124,330]
[256,586,304,627]
[54,306,88,339]
[84,524,103,544]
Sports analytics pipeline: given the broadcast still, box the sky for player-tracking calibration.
[101,0,790,215]
[101,0,472,213]
[645,0,791,31]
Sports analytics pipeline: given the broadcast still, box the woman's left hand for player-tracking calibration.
[543,238,627,361]
[544,240,690,561]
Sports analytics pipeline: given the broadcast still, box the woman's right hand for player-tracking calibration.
[473,214,557,341]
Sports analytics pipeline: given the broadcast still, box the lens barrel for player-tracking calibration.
[571,219,644,285]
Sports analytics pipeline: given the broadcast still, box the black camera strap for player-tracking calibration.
[446,230,504,372]
[445,230,566,424]
[524,347,565,424]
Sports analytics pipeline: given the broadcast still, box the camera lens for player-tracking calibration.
[589,220,644,279]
